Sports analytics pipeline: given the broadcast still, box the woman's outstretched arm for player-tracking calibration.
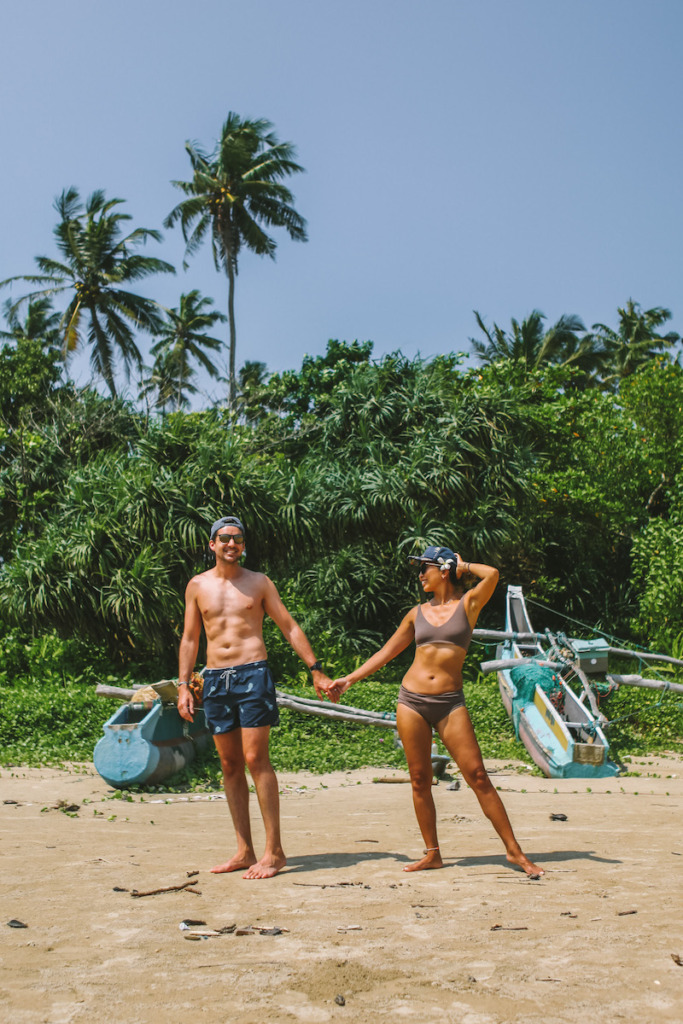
[328,610,416,700]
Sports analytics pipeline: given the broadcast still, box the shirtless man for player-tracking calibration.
[177,515,334,879]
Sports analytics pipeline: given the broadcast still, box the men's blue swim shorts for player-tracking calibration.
[201,660,279,735]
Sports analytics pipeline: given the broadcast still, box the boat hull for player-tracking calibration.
[497,587,620,780]
[94,701,211,788]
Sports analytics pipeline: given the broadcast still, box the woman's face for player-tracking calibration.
[418,562,441,592]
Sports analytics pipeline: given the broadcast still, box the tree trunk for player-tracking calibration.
[226,251,237,409]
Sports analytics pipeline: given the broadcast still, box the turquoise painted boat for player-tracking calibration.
[483,586,620,779]
[94,696,210,788]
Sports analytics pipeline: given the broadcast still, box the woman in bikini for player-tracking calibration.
[331,546,543,876]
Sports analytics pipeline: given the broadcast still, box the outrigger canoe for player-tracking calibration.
[93,681,210,788]
[484,586,618,778]
[477,585,683,779]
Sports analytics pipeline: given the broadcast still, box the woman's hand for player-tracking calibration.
[328,677,353,702]
[454,552,469,578]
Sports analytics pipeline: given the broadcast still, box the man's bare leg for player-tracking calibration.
[241,726,286,879]
[210,730,258,873]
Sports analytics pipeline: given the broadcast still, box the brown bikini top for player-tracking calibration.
[414,600,473,652]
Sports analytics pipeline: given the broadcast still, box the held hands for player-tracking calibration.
[327,677,353,703]
[311,671,336,702]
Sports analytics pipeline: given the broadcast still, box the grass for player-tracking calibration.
[0,646,680,788]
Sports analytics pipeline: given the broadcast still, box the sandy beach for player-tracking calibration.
[1,755,682,1024]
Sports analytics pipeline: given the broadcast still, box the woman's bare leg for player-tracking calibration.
[437,708,544,877]
[396,703,444,871]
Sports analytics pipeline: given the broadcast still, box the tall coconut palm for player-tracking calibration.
[1,188,175,396]
[147,290,225,411]
[591,300,680,387]
[470,309,593,373]
[164,112,307,407]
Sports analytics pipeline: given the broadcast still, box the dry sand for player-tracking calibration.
[1,755,682,1024]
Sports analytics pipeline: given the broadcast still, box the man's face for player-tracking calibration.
[210,527,245,564]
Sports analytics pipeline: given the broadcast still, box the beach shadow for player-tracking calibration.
[281,849,412,874]
[453,849,622,869]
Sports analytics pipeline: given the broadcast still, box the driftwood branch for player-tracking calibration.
[131,880,199,898]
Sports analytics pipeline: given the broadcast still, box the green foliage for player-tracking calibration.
[599,682,683,756]
[1,188,174,396]
[140,290,225,413]
[0,290,682,767]
[0,628,148,766]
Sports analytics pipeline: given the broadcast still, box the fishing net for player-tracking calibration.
[509,662,564,737]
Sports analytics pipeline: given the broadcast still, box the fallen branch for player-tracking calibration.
[131,880,199,898]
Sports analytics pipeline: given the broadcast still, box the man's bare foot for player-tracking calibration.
[403,849,444,872]
[210,852,257,874]
[506,850,544,878]
[242,852,287,879]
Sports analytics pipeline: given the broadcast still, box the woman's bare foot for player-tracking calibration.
[210,852,257,874]
[506,849,544,878]
[403,848,444,872]
[242,852,287,879]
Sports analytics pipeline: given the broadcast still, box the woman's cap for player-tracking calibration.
[210,515,245,540]
[407,545,456,567]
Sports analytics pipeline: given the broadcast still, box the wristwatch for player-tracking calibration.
[309,661,323,673]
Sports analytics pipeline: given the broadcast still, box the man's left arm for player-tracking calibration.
[262,577,334,700]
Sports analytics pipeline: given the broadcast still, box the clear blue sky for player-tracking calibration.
[1,0,681,401]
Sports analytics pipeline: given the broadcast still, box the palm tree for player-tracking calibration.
[236,359,270,422]
[591,300,680,386]
[1,188,175,396]
[147,290,225,411]
[470,309,593,373]
[164,113,307,406]
[0,297,62,355]
[139,349,189,415]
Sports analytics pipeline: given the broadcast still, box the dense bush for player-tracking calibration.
[1,342,683,771]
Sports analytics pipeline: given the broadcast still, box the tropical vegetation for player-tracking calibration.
[0,112,682,777]
[1,188,174,396]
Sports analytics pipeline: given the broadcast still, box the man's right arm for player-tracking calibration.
[177,578,202,722]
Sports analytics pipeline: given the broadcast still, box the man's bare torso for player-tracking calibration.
[190,566,269,667]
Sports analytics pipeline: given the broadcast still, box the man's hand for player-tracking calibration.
[311,670,336,702]
[177,684,195,722]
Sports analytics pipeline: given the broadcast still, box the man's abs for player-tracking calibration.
[196,571,269,668]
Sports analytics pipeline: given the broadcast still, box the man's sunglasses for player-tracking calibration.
[216,533,244,544]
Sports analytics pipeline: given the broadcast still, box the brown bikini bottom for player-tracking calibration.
[397,684,466,727]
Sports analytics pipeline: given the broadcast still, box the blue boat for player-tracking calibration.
[484,586,620,779]
[94,687,210,788]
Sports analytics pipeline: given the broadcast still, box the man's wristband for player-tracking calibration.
[177,681,190,688]
[308,661,323,673]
